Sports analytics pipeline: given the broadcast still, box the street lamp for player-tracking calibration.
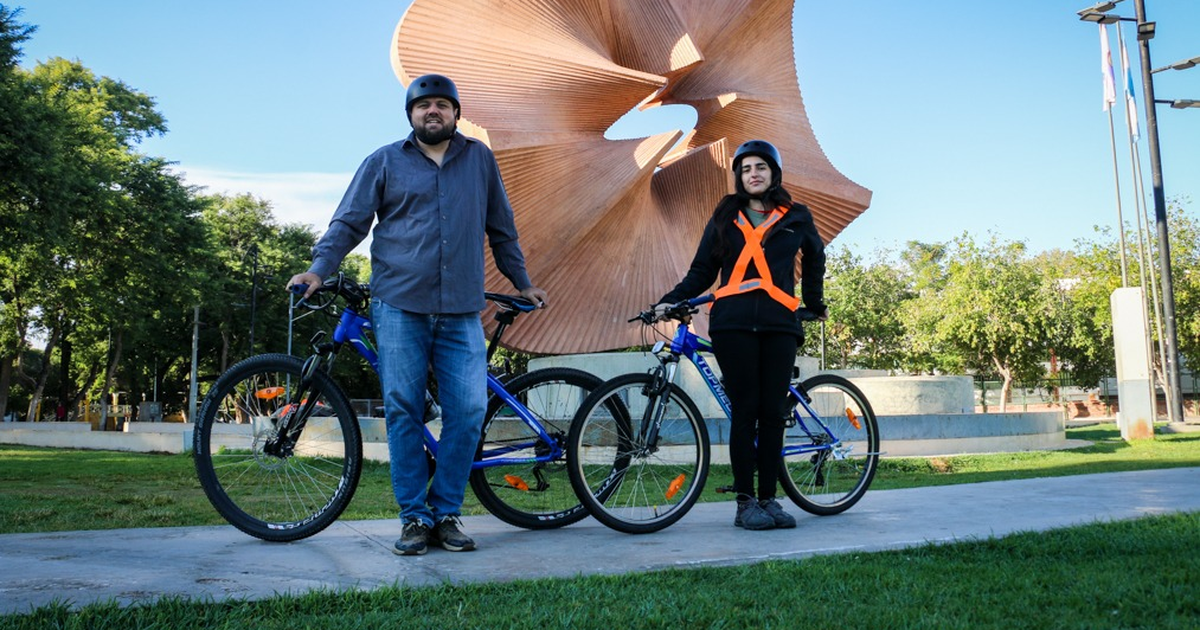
[1151,54,1200,73]
[1078,0,1198,426]
[1078,0,1125,22]
[1077,1,1123,17]
[1156,98,1200,109]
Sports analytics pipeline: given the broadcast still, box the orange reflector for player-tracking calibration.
[504,474,530,492]
[256,387,285,400]
[846,407,861,430]
[666,474,686,499]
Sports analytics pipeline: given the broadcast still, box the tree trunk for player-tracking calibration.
[70,363,102,423]
[26,327,60,422]
[993,357,1013,414]
[0,354,11,421]
[100,330,124,430]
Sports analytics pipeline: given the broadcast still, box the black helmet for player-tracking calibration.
[732,139,782,174]
[405,73,460,119]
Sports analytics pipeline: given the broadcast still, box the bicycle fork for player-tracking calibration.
[265,340,333,458]
[635,358,679,455]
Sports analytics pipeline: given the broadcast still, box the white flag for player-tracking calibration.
[1118,24,1140,141]
[1100,24,1117,112]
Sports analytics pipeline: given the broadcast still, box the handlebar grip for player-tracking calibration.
[797,307,823,322]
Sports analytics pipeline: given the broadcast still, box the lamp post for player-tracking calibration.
[1078,0,1196,426]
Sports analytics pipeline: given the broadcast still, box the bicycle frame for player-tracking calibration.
[655,297,847,460]
[318,295,564,470]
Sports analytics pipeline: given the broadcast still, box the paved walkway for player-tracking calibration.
[2,467,1197,614]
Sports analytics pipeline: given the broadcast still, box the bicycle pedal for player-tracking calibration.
[714,485,735,494]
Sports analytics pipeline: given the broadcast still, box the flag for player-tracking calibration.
[1100,24,1117,111]
[1117,24,1140,141]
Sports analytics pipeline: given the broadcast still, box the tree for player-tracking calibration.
[897,241,955,374]
[912,234,1057,411]
[803,247,910,371]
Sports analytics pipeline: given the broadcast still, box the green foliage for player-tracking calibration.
[802,248,910,370]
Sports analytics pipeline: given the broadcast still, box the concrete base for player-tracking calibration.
[2,409,1074,460]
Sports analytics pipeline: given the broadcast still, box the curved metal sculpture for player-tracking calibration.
[391,0,871,354]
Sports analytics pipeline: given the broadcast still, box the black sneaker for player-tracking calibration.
[759,498,797,529]
[431,516,476,552]
[393,519,430,556]
[734,498,775,530]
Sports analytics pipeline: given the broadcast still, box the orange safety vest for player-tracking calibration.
[712,207,801,311]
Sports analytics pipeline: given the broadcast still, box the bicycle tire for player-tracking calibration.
[193,353,362,542]
[567,372,710,534]
[469,367,602,529]
[780,373,879,515]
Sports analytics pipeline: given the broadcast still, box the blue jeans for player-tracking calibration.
[371,299,487,526]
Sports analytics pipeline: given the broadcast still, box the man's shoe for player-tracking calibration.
[734,498,776,530]
[393,519,430,556]
[431,516,476,552]
[759,498,797,529]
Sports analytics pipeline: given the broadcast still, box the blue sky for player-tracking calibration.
[14,0,1200,258]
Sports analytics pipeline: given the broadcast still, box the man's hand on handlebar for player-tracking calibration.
[287,272,322,299]
[519,286,549,309]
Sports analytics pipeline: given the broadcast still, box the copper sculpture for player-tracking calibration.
[391,0,871,354]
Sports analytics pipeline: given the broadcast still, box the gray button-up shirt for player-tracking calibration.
[309,132,532,314]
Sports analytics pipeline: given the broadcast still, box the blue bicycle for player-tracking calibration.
[193,274,602,541]
[566,294,880,534]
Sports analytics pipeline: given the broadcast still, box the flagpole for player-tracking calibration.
[1105,110,1130,287]
[1119,22,1172,419]
[1132,147,1171,405]
[1099,23,1130,287]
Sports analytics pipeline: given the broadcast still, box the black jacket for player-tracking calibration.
[659,202,825,339]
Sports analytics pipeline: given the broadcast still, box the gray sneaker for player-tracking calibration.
[431,516,476,552]
[759,498,797,529]
[393,519,430,556]
[734,498,776,530]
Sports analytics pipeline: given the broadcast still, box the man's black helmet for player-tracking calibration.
[732,139,782,174]
[405,73,460,119]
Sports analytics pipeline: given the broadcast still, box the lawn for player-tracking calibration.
[1,423,1197,628]
[1,423,1197,534]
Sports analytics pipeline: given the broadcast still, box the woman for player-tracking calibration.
[656,139,827,531]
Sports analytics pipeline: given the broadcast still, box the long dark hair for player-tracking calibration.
[711,174,794,257]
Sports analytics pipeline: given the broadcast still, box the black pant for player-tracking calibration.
[710,330,797,500]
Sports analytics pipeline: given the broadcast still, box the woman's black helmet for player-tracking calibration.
[405,74,460,119]
[732,139,782,174]
[732,140,783,197]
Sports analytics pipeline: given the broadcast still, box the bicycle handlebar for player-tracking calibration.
[631,293,824,324]
[290,276,539,317]
[484,292,540,313]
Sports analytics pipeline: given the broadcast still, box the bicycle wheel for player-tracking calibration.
[193,353,362,541]
[567,373,710,534]
[469,367,602,529]
[780,373,879,515]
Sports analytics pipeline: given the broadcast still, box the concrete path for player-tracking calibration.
[2,467,1197,614]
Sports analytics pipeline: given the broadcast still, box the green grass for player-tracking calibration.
[3,512,1196,629]
[1,423,1197,627]
[1,423,1197,534]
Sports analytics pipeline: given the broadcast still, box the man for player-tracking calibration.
[288,74,547,555]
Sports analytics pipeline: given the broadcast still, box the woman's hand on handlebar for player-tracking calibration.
[287,272,322,299]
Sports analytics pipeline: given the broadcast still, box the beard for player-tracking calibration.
[413,117,457,145]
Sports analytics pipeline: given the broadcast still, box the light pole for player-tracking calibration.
[1079,0,1197,426]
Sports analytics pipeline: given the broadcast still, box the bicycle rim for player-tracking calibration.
[469,367,601,529]
[781,374,879,515]
[568,373,709,534]
[193,354,362,541]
